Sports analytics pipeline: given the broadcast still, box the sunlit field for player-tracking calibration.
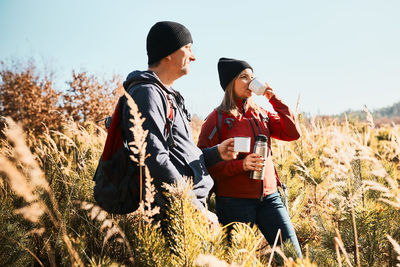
[1,62,399,266]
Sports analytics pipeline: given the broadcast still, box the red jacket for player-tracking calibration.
[197,95,300,199]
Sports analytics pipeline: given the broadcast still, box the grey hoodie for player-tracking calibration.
[121,70,220,210]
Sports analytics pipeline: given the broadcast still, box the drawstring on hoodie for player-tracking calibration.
[173,92,191,135]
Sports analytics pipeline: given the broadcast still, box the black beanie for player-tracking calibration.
[146,21,193,65]
[217,57,253,90]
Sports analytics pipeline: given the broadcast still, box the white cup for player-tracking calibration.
[234,137,251,153]
[248,78,267,96]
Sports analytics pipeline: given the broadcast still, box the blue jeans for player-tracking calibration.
[216,191,302,258]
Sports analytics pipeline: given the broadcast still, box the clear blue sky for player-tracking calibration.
[1,0,399,118]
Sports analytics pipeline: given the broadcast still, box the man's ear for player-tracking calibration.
[164,55,172,62]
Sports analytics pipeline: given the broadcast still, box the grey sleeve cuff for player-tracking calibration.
[202,145,222,169]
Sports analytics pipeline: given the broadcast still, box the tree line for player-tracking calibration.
[0,60,123,134]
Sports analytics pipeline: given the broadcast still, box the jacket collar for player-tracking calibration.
[235,97,244,108]
[235,97,248,114]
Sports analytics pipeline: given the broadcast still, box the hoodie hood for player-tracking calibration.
[123,70,165,92]
[123,70,187,107]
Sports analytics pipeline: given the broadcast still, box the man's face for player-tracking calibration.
[169,43,196,77]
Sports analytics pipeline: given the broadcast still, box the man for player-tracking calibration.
[120,21,236,223]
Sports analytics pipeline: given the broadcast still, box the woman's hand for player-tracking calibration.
[243,153,265,171]
[217,138,238,161]
[263,83,275,100]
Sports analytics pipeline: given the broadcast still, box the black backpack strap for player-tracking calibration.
[208,127,218,141]
[274,166,288,209]
[207,110,223,142]
[217,110,223,143]
[250,114,262,135]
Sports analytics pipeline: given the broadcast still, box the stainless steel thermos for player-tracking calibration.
[250,135,268,180]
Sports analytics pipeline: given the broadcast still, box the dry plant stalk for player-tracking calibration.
[79,201,134,263]
[0,233,45,267]
[364,175,400,209]
[124,90,149,202]
[363,123,400,264]
[124,89,162,223]
[350,204,361,267]
[335,238,343,267]
[267,229,282,267]
[0,117,84,267]
[334,228,353,267]
[194,254,239,267]
[362,105,375,129]
[225,222,265,266]
[132,166,160,226]
[387,235,400,267]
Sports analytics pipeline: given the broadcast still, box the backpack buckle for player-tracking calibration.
[105,116,112,129]
[224,118,234,129]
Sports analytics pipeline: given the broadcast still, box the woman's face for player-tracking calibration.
[233,68,253,99]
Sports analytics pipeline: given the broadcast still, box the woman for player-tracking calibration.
[198,57,302,257]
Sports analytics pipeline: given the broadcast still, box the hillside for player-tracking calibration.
[338,101,400,125]
[374,101,400,118]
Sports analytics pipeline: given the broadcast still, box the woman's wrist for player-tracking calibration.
[263,87,275,100]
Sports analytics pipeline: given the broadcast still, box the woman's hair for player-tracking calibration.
[217,72,265,118]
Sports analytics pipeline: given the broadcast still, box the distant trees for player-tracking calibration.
[0,60,122,134]
[63,71,123,123]
[0,61,62,133]
[374,101,400,118]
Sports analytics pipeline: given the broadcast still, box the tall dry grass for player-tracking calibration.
[1,111,399,266]
[1,59,400,266]
[0,117,84,266]
[0,95,318,266]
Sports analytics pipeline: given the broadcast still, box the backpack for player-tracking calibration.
[93,81,176,214]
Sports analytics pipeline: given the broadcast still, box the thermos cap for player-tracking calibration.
[255,135,267,142]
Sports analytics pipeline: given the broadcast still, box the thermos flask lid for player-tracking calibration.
[255,135,267,142]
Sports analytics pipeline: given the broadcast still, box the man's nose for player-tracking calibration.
[189,52,196,62]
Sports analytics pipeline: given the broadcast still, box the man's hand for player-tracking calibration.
[217,138,238,161]
[203,210,220,230]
